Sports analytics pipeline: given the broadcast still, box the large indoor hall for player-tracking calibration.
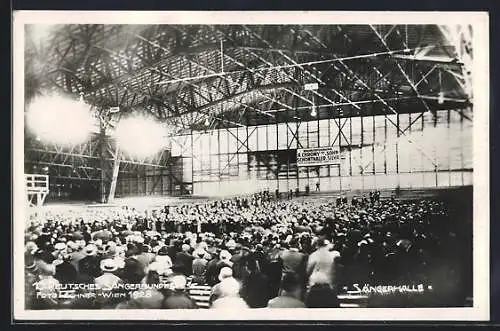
[20,22,474,311]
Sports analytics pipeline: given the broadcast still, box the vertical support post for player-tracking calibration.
[295,114,300,190]
[327,117,331,178]
[99,123,107,203]
[384,115,387,175]
[338,117,343,193]
[433,110,438,187]
[220,40,224,73]
[306,117,310,188]
[191,130,194,195]
[316,107,320,184]
[447,109,451,186]
[360,114,364,191]
[160,169,164,195]
[396,112,400,188]
[460,107,465,185]
[348,117,352,177]
[275,119,279,191]
[421,107,425,185]
[286,120,290,192]
[107,143,120,203]
[372,108,376,189]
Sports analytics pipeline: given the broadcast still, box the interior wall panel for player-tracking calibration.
[177,109,472,196]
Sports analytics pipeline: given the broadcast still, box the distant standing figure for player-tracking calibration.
[315,181,320,192]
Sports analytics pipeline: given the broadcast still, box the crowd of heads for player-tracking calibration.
[24,190,467,309]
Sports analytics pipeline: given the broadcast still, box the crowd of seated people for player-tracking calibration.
[24,191,469,310]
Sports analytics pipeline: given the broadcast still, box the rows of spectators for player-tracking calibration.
[24,191,468,309]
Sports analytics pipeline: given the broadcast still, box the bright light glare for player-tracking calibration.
[26,94,94,145]
[114,115,167,158]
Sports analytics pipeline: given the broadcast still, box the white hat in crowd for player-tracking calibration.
[100,258,118,272]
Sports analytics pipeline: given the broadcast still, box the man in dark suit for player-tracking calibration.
[78,244,101,283]
[174,244,194,276]
[280,238,307,297]
[267,272,306,308]
[163,275,198,309]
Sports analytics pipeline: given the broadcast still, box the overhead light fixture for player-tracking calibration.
[205,117,210,126]
[437,69,444,104]
[310,105,317,117]
[438,92,444,104]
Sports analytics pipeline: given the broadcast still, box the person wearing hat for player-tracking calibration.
[78,244,101,283]
[149,246,174,284]
[306,236,341,291]
[25,251,40,309]
[267,272,306,308]
[214,250,233,281]
[279,237,307,297]
[95,259,123,290]
[156,246,173,269]
[103,241,118,259]
[135,244,156,270]
[32,249,61,309]
[129,270,165,309]
[53,242,77,285]
[225,239,237,254]
[69,240,87,274]
[191,248,209,285]
[205,247,221,287]
[174,243,194,277]
[230,244,252,281]
[162,275,198,309]
[209,267,237,304]
[210,277,248,309]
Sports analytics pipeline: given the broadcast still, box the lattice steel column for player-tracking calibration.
[98,123,116,203]
[107,143,121,203]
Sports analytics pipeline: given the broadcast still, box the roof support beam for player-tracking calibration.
[370,25,433,114]
[133,32,278,124]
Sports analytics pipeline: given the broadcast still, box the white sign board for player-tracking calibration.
[304,82,319,90]
[296,146,340,166]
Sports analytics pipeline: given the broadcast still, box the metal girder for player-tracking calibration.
[129,36,284,127]
[27,24,470,133]
[415,64,438,88]
[305,39,440,168]
[164,82,293,119]
[369,25,433,114]
[437,25,472,88]
[297,28,365,110]
[211,27,305,112]
[125,31,271,127]
[169,37,339,58]
[180,55,277,119]
[219,126,258,173]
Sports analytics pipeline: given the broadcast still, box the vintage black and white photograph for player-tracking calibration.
[12,11,489,321]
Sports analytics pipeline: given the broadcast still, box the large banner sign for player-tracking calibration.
[296,146,340,167]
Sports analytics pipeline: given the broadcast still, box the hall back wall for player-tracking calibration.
[170,109,472,197]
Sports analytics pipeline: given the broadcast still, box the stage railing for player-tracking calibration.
[25,174,49,207]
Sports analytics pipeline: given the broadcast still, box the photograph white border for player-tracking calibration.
[12,10,490,321]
